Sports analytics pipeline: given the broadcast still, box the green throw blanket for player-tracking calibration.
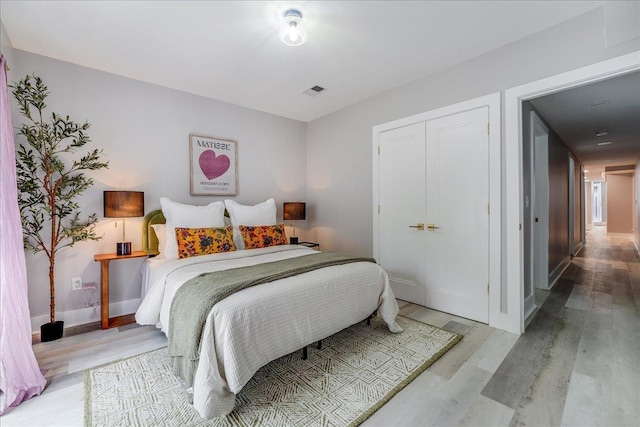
[168,251,376,385]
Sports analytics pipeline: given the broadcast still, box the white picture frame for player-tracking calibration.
[189,134,238,196]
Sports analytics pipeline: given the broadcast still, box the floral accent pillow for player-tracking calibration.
[239,224,288,249]
[175,226,235,259]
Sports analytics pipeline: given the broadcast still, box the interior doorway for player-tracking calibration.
[569,156,575,256]
[532,112,549,291]
[505,51,640,334]
[592,181,605,224]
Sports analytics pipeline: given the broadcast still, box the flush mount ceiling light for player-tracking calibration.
[595,130,609,137]
[280,8,306,46]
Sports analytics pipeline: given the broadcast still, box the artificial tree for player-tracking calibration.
[12,74,108,341]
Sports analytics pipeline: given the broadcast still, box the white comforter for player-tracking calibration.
[135,245,402,419]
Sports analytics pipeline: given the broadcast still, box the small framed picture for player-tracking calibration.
[189,134,237,196]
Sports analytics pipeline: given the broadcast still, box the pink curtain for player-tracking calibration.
[0,54,46,413]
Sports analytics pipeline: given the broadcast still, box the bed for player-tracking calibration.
[135,199,402,419]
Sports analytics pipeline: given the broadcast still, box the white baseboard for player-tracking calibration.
[524,294,537,320]
[548,256,571,290]
[31,298,141,334]
[572,242,584,257]
[606,232,634,238]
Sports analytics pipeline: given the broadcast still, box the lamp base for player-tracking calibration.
[117,242,132,256]
[289,236,299,244]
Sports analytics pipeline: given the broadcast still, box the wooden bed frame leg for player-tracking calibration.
[317,340,322,350]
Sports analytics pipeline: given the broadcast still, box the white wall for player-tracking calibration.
[306,8,638,256]
[11,51,307,327]
[0,20,14,73]
[1,20,16,103]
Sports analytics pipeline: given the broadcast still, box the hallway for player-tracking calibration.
[483,225,640,426]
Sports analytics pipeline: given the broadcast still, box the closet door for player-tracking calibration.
[424,107,489,323]
[377,107,490,323]
[378,122,427,305]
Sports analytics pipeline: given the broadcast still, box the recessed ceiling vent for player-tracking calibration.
[303,85,326,97]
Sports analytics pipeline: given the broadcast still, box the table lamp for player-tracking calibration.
[283,202,306,244]
[103,190,144,255]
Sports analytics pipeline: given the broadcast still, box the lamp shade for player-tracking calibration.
[103,191,144,218]
[283,202,306,221]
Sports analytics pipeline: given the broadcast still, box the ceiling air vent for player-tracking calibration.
[303,85,326,96]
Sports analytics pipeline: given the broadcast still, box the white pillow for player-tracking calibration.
[224,198,277,250]
[160,197,226,258]
[150,224,166,256]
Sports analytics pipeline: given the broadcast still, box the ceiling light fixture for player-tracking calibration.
[597,141,613,146]
[280,8,306,47]
[595,130,609,137]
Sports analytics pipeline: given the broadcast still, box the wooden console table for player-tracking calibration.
[94,251,148,329]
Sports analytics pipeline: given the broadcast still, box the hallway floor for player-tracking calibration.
[481,225,639,426]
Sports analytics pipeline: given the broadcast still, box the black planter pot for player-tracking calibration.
[40,320,64,342]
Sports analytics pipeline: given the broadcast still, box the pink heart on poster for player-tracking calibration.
[199,150,230,180]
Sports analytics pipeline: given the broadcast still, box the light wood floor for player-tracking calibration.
[2,226,638,426]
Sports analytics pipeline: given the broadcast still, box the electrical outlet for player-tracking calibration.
[72,277,82,291]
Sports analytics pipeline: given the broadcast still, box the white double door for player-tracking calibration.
[377,107,489,323]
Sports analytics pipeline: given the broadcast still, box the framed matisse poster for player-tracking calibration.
[189,134,238,196]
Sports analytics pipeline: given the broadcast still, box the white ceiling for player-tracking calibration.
[530,71,640,181]
[0,1,602,122]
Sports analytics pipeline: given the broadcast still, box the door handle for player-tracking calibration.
[409,223,425,230]
[427,224,440,230]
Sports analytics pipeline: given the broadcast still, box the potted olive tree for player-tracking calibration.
[12,74,108,342]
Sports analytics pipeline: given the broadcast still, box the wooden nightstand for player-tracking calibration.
[94,251,148,329]
[298,241,320,250]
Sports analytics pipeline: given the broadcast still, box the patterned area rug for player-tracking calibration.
[85,316,461,427]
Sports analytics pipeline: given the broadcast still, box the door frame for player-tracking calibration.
[372,92,501,327]
[525,111,549,298]
[592,181,604,223]
[580,165,586,246]
[569,154,575,256]
[505,51,640,334]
